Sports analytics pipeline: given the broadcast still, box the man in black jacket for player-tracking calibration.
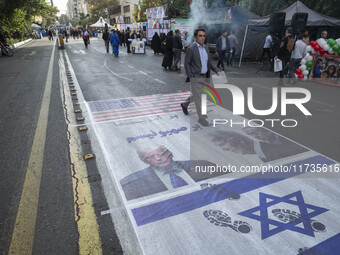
[275,27,295,85]
[102,28,110,53]
[215,31,230,71]
[125,29,131,53]
[172,29,183,71]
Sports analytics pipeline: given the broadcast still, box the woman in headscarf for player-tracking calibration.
[161,31,173,70]
[160,33,166,55]
[151,32,161,55]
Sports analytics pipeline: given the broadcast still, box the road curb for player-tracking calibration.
[10,38,33,49]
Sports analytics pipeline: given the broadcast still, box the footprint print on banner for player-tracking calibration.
[271,209,326,232]
[298,246,330,255]
[203,210,252,234]
[200,183,241,200]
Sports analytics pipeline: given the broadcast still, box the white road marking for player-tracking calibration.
[128,65,134,69]
[139,71,147,75]
[154,78,166,84]
[103,60,133,81]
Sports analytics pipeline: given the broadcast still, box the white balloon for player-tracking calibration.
[323,44,330,51]
[300,65,307,71]
[311,49,316,54]
[304,53,310,60]
[300,59,307,65]
[336,38,340,45]
[306,45,312,52]
[319,40,326,47]
[328,48,334,54]
[303,76,308,81]
[308,55,313,61]
[302,70,309,76]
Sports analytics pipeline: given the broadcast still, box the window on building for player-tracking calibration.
[124,17,131,24]
[123,5,130,13]
[112,6,120,15]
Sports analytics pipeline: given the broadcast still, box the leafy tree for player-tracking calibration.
[0,0,58,39]
[59,14,70,26]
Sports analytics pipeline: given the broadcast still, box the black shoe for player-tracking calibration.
[217,65,220,69]
[198,118,209,126]
[181,103,188,115]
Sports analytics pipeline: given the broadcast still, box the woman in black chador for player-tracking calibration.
[161,31,174,70]
[151,32,162,55]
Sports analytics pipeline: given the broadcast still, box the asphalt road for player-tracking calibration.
[0,36,339,255]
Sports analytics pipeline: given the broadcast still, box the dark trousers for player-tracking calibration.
[83,38,88,47]
[279,57,290,79]
[227,47,236,65]
[289,58,302,78]
[259,48,271,62]
[217,50,226,68]
[172,48,181,68]
[104,41,109,52]
[127,43,131,53]
[182,77,209,120]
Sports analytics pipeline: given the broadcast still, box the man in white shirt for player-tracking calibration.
[259,33,273,63]
[289,33,307,79]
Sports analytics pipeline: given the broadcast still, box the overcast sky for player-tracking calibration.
[54,0,68,15]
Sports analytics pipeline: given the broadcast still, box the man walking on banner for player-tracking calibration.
[110,30,120,57]
[180,28,220,127]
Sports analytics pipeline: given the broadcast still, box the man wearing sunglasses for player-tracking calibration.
[120,145,219,201]
[181,28,220,127]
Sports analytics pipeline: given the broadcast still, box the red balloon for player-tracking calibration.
[298,74,304,79]
[295,69,302,75]
[319,49,326,55]
[310,41,317,48]
[314,45,321,51]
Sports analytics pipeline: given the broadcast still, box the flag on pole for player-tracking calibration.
[134,20,139,27]
[138,0,141,21]
[149,0,151,8]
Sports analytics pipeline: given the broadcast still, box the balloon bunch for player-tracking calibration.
[307,38,340,56]
[295,53,313,80]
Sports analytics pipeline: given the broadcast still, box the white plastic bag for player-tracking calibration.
[274,59,283,72]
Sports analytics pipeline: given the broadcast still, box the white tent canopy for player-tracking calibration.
[90,17,112,28]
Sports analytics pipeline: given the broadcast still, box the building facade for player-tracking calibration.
[67,0,91,20]
[110,0,139,25]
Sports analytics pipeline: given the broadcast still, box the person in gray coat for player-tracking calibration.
[180,28,220,126]
[215,31,230,71]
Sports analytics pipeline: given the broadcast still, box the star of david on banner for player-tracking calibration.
[238,191,328,239]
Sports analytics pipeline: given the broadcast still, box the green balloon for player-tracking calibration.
[306,61,313,68]
[327,38,336,47]
[332,44,340,52]
[307,67,312,72]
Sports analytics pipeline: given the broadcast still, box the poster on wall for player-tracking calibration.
[146,5,168,20]
[310,55,340,86]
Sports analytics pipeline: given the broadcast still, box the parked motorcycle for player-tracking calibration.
[0,40,13,57]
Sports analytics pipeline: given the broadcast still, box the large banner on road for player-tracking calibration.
[87,92,339,254]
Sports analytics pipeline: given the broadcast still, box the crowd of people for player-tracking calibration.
[257,28,340,84]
